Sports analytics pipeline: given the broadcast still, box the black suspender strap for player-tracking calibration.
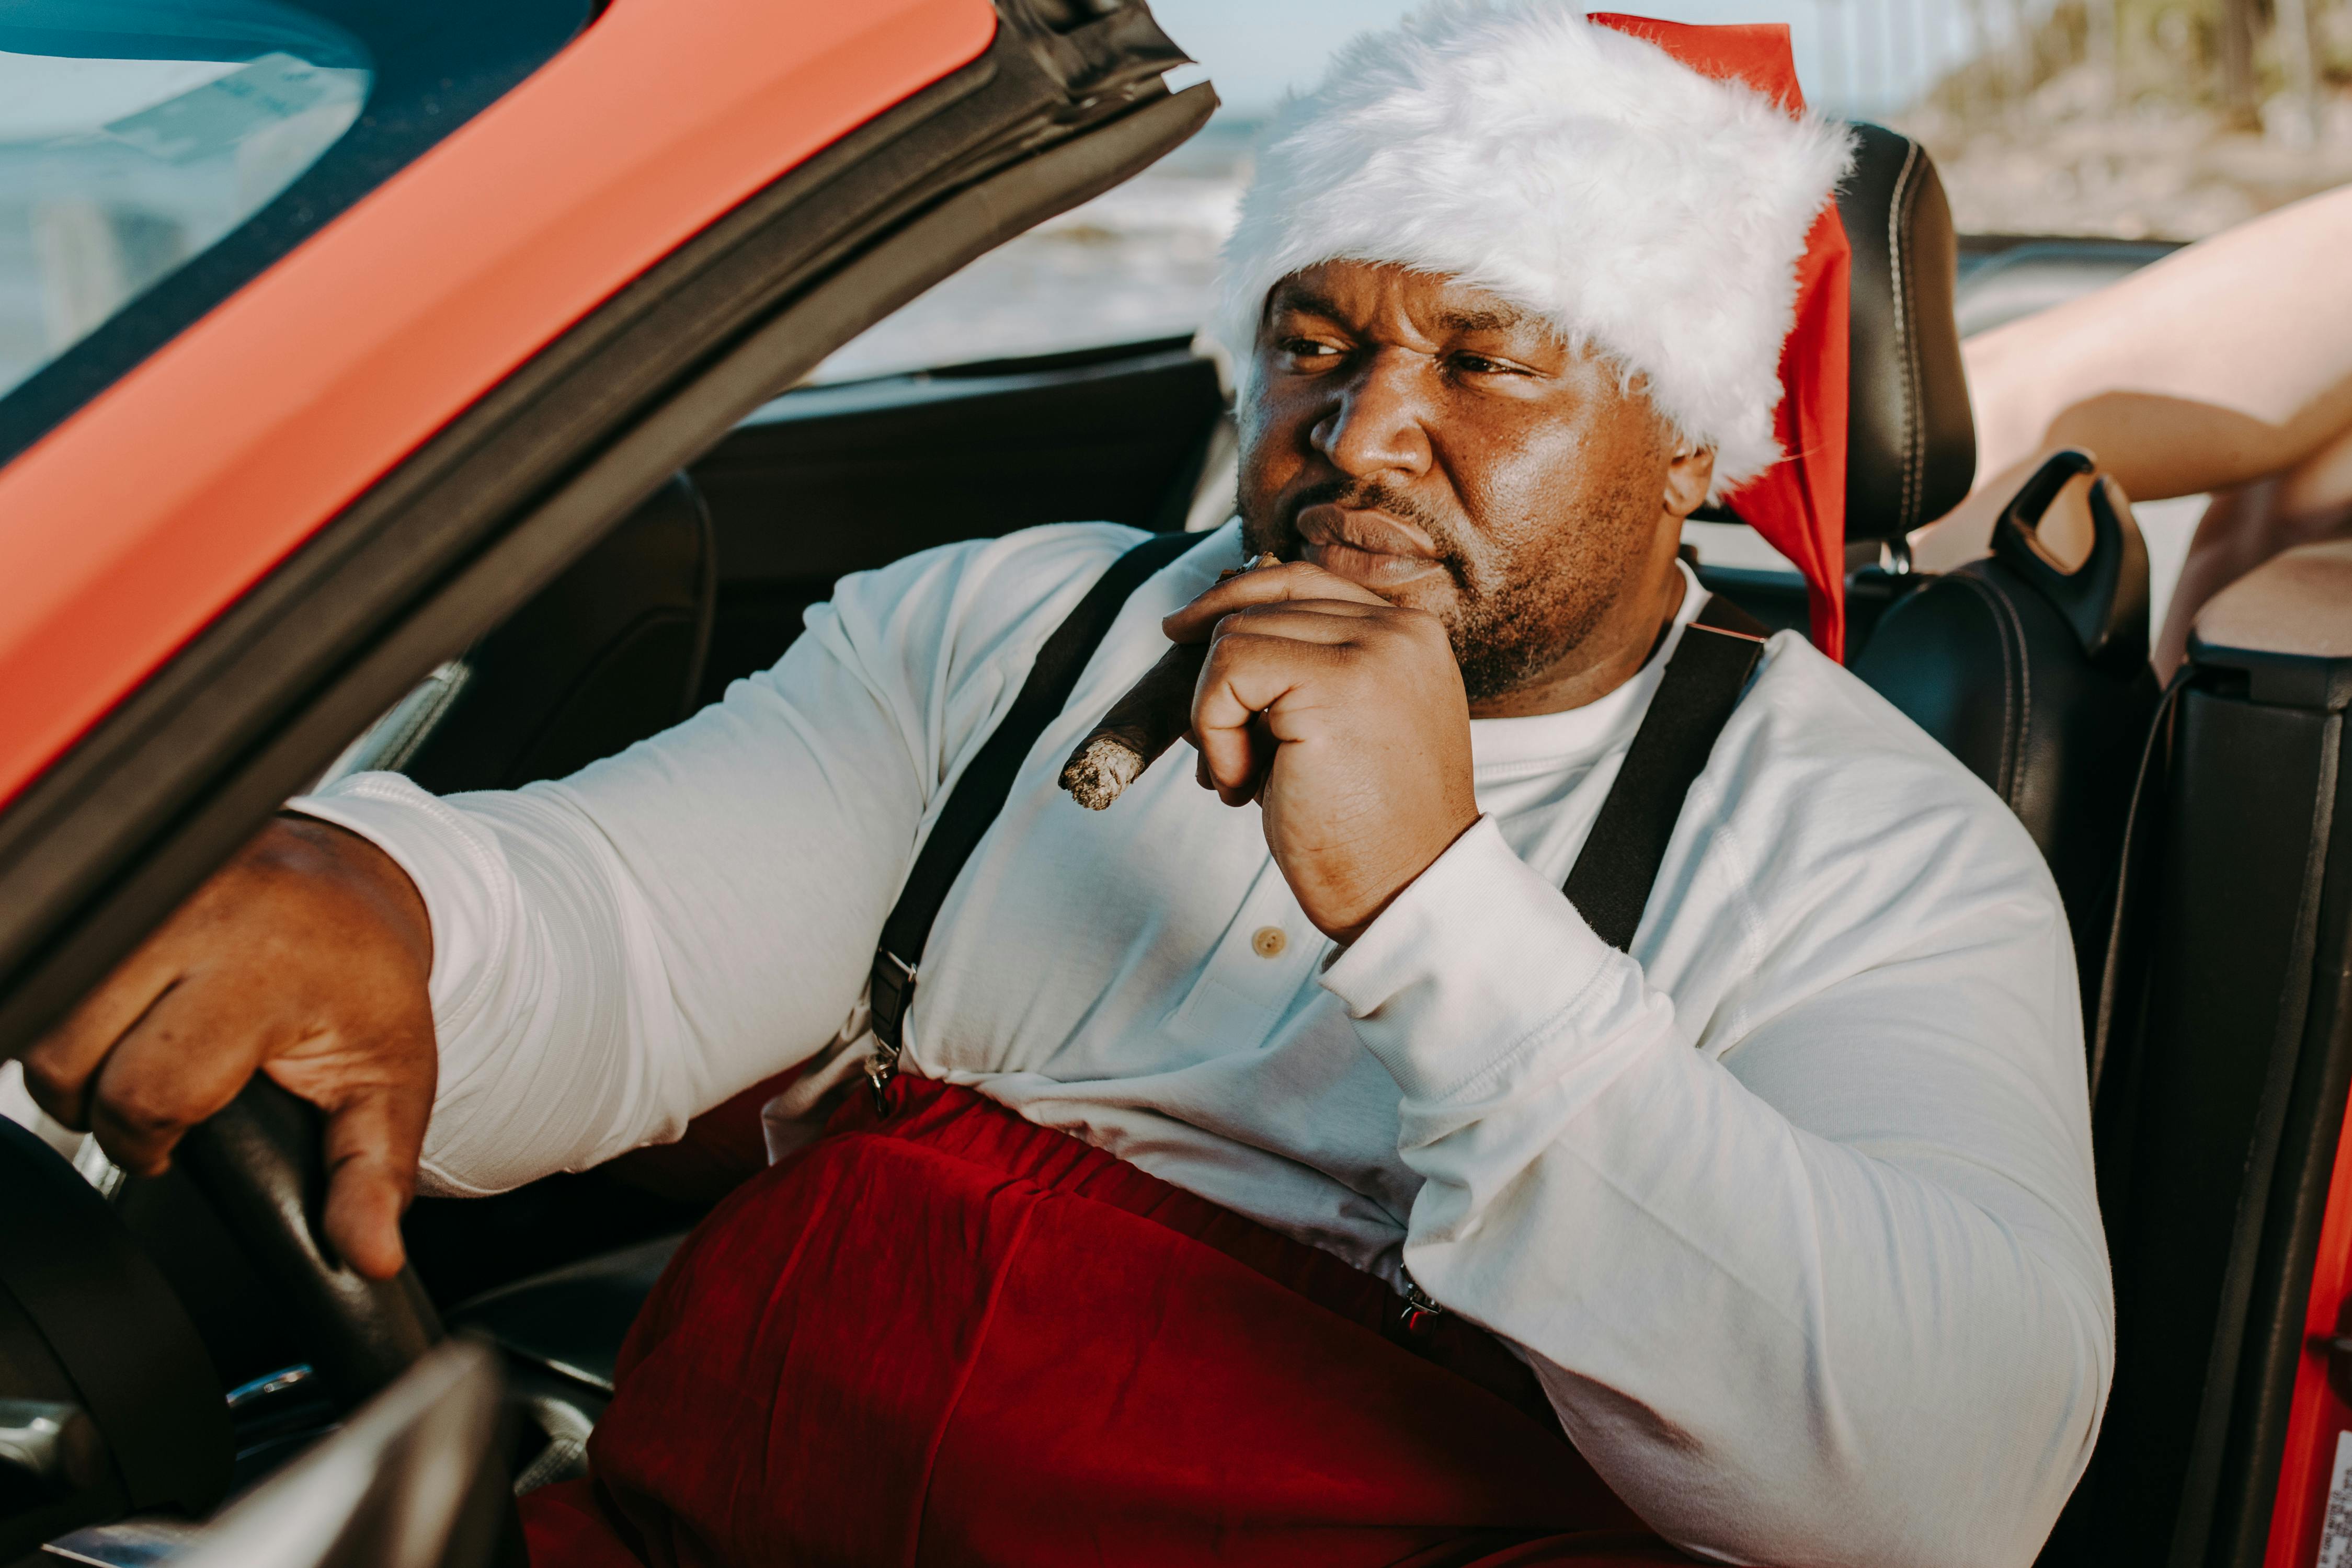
[867,529,1200,1078]
[867,559,1766,1106]
[1560,593,1767,952]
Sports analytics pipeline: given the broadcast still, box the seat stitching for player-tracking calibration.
[1886,140,1924,533]
[1997,587,2033,809]
[1945,575,2028,803]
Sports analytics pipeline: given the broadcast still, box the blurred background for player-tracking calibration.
[3,2,2347,455]
[814,0,2352,381]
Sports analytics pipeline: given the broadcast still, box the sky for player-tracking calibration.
[1152,0,2006,122]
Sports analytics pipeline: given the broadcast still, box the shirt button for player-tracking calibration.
[1251,925,1287,958]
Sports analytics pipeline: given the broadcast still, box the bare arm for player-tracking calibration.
[14,816,436,1278]
[10,524,1160,1274]
[1919,184,2352,571]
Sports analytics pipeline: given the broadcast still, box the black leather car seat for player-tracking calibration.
[1763,121,2157,1017]
[1693,121,1977,644]
[1837,121,1977,547]
[328,473,716,794]
[1852,453,2161,1013]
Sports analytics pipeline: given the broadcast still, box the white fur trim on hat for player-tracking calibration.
[1213,2,1854,498]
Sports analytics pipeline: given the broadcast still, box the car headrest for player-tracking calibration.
[1837,122,1977,542]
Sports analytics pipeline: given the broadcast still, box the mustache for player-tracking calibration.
[1279,478,1458,550]
[1260,477,1475,598]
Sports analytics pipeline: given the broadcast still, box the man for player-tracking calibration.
[18,7,2109,1566]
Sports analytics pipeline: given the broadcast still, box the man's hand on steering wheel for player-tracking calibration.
[15,816,436,1280]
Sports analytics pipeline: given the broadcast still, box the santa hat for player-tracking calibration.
[1213,5,1859,656]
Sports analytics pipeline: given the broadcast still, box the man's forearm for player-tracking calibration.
[1323,820,2109,1568]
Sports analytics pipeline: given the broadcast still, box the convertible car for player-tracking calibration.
[2,2,2348,1565]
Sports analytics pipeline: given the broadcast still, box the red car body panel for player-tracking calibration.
[2268,1112,2352,1566]
[5,4,2350,1559]
[0,0,997,811]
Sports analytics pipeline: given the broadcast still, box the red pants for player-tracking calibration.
[522,1076,1695,1567]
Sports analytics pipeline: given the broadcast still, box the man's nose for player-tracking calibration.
[1310,350,1433,479]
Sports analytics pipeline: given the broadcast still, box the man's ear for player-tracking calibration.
[1662,444,1715,521]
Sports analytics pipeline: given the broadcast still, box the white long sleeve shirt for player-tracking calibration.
[294,519,2111,1568]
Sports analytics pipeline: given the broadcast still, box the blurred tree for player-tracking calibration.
[2088,0,2119,97]
[1892,0,2351,239]
[2218,0,2264,124]
[2275,0,2320,139]
[1914,0,2349,122]
[1963,0,1994,115]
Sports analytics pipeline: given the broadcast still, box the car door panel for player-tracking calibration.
[0,3,1212,1070]
[690,339,1225,701]
[2051,542,2352,1568]
[0,0,1003,818]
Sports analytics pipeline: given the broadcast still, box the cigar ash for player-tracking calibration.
[1062,735,1147,810]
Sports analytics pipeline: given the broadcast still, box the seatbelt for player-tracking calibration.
[866,536,1767,1102]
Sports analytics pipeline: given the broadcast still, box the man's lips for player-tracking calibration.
[1294,503,1447,590]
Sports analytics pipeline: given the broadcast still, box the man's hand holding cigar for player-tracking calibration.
[1158,558,1478,945]
[4,19,2115,1565]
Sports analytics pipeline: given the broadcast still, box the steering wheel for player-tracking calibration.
[176,1075,441,1409]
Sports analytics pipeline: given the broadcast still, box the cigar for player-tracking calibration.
[1060,553,1279,809]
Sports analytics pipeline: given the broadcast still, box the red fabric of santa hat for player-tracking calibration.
[1590,15,1855,659]
[1214,4,1857,658]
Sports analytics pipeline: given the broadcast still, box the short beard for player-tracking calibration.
[1240,474,1654,704]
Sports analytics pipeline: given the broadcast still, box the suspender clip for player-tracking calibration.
[870,949,917,1048]
[856,534,1197,1124]
[865,1040,900,1116]
[1399,1269,1445,1336]
[866,950,917,1115]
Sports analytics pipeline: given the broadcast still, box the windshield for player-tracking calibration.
[0,32,370,403]
[811,0,2352,385]
[0,0,593,471]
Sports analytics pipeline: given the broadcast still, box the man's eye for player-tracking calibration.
[1452,353,1508,375]
[1281,338,1340,359]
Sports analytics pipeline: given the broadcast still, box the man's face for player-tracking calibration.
[1237,261,1710,709]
